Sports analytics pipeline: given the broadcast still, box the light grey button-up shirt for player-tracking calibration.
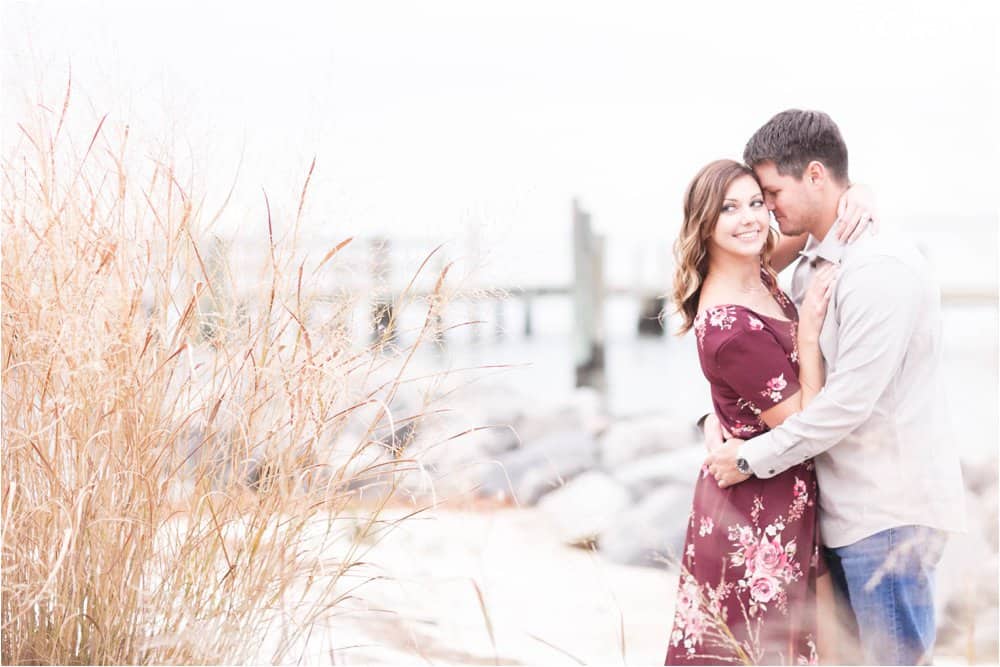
[740,229,967,548]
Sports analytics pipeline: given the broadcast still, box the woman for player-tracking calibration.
[663,159,874,665]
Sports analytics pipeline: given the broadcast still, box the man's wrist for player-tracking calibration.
[735,452,753,475]
[739,435,778,479]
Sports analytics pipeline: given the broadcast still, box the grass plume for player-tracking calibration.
[1,83,472,665]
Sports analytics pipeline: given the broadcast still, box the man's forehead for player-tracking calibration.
[752,163,783,186]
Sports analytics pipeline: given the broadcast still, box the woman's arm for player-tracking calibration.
[759,264,838,428]
[767,184,879,274]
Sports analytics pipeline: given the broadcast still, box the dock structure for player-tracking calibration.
[216,208,997,355]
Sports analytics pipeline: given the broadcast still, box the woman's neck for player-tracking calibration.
[705,253,765,293]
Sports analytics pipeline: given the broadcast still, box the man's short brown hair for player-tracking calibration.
[743,109,849,184]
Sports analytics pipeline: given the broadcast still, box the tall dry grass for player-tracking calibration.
[1,83,466,664]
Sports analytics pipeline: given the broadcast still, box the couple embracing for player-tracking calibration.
[664,110,966,665]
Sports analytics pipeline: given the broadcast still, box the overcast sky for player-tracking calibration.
[3,1,997,285]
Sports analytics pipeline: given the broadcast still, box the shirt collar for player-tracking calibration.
[798,230,846,266]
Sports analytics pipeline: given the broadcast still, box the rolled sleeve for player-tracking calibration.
[740,257,923,478]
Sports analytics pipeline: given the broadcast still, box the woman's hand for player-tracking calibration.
[835,183,878,243]
[701,413,733,453]
[798,264,838,344]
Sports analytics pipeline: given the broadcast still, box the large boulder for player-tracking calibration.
[611,446,706,500]
[537,471,632,545]
[934,488,999,661]
[599,416,699,470]
[599,484,694,568]
[478,429,598,505]
[961,456,999,496]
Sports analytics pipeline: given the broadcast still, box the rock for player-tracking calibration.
[537,471,632,544]
[961,456,998,496]
[479,429,598,505]
[509,387,610,446]
[971,605,999,664]
[397,419,521,498]
[611,447,705,500]
[938,574,999,664]
[934,498,998,657]
[510,405,580,446]
[599,417,700,470]
[600,484,694,568]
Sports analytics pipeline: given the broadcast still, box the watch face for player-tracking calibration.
[737,458,751,474]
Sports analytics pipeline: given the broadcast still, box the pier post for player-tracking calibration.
[572,199,606,393]
[370,237,396,345]
[523,293,534,338]
[638,296,667,336]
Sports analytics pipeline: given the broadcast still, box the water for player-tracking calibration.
[411,296,998,462]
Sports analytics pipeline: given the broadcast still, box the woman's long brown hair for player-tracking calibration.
[671,159,779,334]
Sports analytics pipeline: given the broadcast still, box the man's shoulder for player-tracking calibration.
[839,230,927,270]
[835,230,941,309]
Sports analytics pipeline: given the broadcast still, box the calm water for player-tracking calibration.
[410,297,998,462]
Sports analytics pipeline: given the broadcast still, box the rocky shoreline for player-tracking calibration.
[380,382,999,663]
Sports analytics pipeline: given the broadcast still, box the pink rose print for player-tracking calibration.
[685,613,707,644]
[737,397,763,417]
[699,516,714,537]
[671,574,712,654]
[747,315,765,331]
[788,477,811,521]
[754,536,788,576]
[761,373,788,403]
[707,306,737,331]
[750,574,780,604]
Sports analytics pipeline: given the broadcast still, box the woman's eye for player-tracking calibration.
[751,200,764,208]
[721,204,736,213]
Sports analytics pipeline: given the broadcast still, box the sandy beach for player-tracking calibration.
[289,506,675,665]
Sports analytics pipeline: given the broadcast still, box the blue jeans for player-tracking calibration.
[825,526,947,665]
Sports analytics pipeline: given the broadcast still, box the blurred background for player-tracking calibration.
[4,1,997,664]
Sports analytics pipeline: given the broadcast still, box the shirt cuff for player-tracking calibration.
[740,431,783,479]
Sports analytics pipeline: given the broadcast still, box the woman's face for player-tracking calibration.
[708,174,770,260]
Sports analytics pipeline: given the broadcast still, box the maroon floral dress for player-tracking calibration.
[665,278,824,666]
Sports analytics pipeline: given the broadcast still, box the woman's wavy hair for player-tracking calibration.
[671,159,779,335]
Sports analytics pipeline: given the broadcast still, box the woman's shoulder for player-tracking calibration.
[693,304,773,351]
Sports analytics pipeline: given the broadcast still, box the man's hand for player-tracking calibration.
[705,438,751,488]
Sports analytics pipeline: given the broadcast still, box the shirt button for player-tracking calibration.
[768,469,775,475]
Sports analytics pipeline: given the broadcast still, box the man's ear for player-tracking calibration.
[804,160,828,186]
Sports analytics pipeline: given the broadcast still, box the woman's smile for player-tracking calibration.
[734,228,762,242]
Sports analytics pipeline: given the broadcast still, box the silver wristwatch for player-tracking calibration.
[736,457,752,475]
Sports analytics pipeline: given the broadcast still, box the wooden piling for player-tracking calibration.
[369,237,396,345]
[638,296,667,336]
[572,199,606,393]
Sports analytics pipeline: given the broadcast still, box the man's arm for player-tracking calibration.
[708,257,923,483]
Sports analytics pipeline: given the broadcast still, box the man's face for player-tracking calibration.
[752,161,820,236]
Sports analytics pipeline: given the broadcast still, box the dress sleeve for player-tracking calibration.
[713,320,802,411]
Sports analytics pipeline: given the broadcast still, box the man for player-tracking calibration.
[704,109,966,665]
